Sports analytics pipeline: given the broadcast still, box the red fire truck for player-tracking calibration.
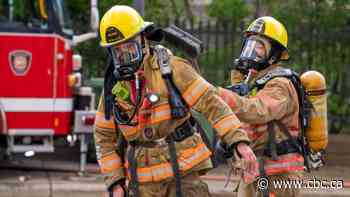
[0,0,99,171]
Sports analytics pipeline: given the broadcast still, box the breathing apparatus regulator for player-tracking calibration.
[108,38,144,81]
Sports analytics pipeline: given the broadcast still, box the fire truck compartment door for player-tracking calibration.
[0,33,59,130]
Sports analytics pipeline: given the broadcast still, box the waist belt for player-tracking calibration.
[134,120,195,147]
[256,139,301,157]
[170,120,194,142]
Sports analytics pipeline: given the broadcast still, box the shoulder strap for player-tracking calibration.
[267,121,278,161]
[154,45,189,119]
[255,68,294,89]
[254,67,311,131]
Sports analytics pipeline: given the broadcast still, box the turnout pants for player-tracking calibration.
[134,172,211,197]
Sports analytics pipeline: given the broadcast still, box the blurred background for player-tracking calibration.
[0,0,350,196]
[70,0,350,134]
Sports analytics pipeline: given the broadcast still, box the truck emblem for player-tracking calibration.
[9,50,32,76]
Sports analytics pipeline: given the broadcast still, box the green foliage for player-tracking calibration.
[271,0,349,29]
[208,0,251,23]
[268,0,350,124]
[145,0,185,24]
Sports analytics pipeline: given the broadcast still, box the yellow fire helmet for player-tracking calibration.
[244,16,289,60]
[99,5,153,47]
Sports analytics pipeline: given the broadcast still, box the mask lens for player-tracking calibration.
[111,41,142,66]
[240,38,267,62]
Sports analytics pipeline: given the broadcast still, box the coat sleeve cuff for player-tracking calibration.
[105,168,126,190]
[220,127,251,148]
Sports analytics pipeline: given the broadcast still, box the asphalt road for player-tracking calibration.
[0,135,350,196]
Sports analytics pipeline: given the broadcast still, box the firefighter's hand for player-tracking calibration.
[111,185,124,197]
[235,142,258,179]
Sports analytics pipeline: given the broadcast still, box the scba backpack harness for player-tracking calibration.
[254,68,327,170]
[253,68,328,196]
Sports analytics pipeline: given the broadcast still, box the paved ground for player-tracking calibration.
[1,167,349,197]
[0,134,349,197]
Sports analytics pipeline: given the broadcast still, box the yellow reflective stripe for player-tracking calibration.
[178,142,212,170]
[151,103,172,124]
[183,78,210,107]
[95,111,115,129]
[213,115,241,136]
[266,161,304,169]
[130,142,211,183]
[138,103,172,126]
[264,153,304,175]
[137,163,173,182]
[98,153,122,174]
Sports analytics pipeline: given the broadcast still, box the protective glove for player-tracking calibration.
[235,142,259,184]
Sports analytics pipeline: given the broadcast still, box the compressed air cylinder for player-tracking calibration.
[300,71,328,152]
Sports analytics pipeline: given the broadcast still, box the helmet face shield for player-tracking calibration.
[240,37,268,63]
[237,36,271,72]
[110,39,143,80]
[111,41,142,66]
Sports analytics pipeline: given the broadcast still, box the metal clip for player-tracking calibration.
[154,45,171,75]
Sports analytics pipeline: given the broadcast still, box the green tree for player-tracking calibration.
[208,0,251,24]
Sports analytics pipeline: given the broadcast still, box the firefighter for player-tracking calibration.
[218,16,305,197]
[94,5,258,197]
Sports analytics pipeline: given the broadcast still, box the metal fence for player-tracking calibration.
[87,19,350,133]
[157,19,350,133]
[159,19,245,85]
[160,19,350,86]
